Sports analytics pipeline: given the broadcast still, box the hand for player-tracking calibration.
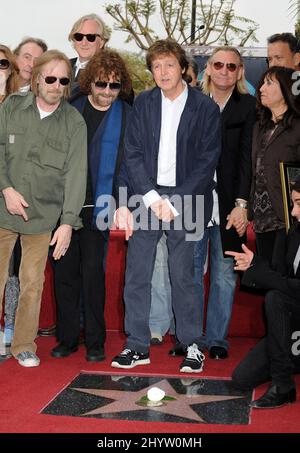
[2,187,29,221]
[114,206,133,241]
[150,199,175,222]
[50,224,72,260]
[226,207,248,237]
[225,244,254,271]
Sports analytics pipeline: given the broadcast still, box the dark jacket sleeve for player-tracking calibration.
[235,96,256,201]
[242,255,300,300]
[122,93,158,196]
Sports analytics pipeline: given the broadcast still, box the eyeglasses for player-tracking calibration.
[0,59,10,70]
[73,33,101,42]
[212,61,239,72]
[94,80,121,90]
[41,75,70,86]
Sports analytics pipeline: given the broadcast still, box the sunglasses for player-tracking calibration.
[0,59,10,70]
[73,33,101,42]
[41,75,70,86]
[94,80,121,90]
[212,61,239,72]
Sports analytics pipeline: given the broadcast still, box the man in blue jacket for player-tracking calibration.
[112,39,221,373]
[51,49,132,362]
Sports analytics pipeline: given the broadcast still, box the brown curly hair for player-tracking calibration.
[0,44,20,98]
[79,49,132,99]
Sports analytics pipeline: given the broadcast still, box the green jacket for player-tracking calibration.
[0,92,87,234]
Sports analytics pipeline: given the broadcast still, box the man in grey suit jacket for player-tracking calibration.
[112,39,221,373]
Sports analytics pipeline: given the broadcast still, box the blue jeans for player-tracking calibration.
[194,225,237,350]
[149,234,173,336]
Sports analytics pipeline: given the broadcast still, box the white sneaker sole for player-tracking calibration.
[18,359,40,367]
[180,365,203,373]
[111,358,150,369]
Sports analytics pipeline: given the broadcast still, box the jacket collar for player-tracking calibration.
[18,91,66,120]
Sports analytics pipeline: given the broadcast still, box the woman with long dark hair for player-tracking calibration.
[248,66,300,265]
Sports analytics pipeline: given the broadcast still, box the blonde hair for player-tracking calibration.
[31,50,72,98]
[68,14,110,44]
[202,46,248,95]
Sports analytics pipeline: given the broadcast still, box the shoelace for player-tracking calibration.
[120,348,133,356]
[18,351,36,360]
[186,344,205,361]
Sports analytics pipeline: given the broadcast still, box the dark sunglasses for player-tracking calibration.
[0,59,10,70]
[212,61,239,72]
[41,75,70,86]
[94,80,121,90]
[73,33,101,42]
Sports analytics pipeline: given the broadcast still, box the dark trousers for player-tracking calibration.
[124,226,202,354]
[54,222,106,350]
[232,289,300,391]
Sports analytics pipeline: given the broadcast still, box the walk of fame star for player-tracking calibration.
[42,373,252,424]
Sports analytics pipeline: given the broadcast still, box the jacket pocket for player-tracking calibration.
[42,138,67,170]
[7,126,26,147]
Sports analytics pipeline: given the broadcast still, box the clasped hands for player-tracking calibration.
[114,199,174,241]
[226,206,248,237]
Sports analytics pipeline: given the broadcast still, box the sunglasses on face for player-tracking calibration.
[41,75,70,86]
[73,33,101,42]
[94,80,121,90]
[0,59,10,70]
[212,61,239,72]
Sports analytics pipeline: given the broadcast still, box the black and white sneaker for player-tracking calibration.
[180,343,205,373]
[111,348,150,369]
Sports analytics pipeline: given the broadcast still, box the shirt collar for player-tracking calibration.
[75,57,89,71]
[161,80,188,105]
[19,92,65,118]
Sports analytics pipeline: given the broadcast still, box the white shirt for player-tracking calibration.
[19,85,31,94]
[74,58,89,77]
[37,105,54,119]
[293,244,300,275]
[143,82,188,214]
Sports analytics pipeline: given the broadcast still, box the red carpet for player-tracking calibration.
[0,331,299,433]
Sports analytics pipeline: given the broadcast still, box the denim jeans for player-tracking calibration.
[149,234,173,336]
[194,225,237,350]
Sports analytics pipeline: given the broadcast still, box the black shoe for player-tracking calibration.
[209,346,228,360]
[86,347,105,362]
[111,348,150,369]
[51,343,78,358]
[150,335,163,345]
[180,343,205,373]
[250,385,296,409]
[169,343,187,356]
[38,325,56,336]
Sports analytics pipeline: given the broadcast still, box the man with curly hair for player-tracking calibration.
[51,49,132,362]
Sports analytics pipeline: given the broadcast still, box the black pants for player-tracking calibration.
[53,216,106,350]
[232,289,300,391]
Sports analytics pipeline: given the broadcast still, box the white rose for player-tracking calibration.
[147,387,165,402]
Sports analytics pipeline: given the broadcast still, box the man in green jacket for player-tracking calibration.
[0,50,87,367]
